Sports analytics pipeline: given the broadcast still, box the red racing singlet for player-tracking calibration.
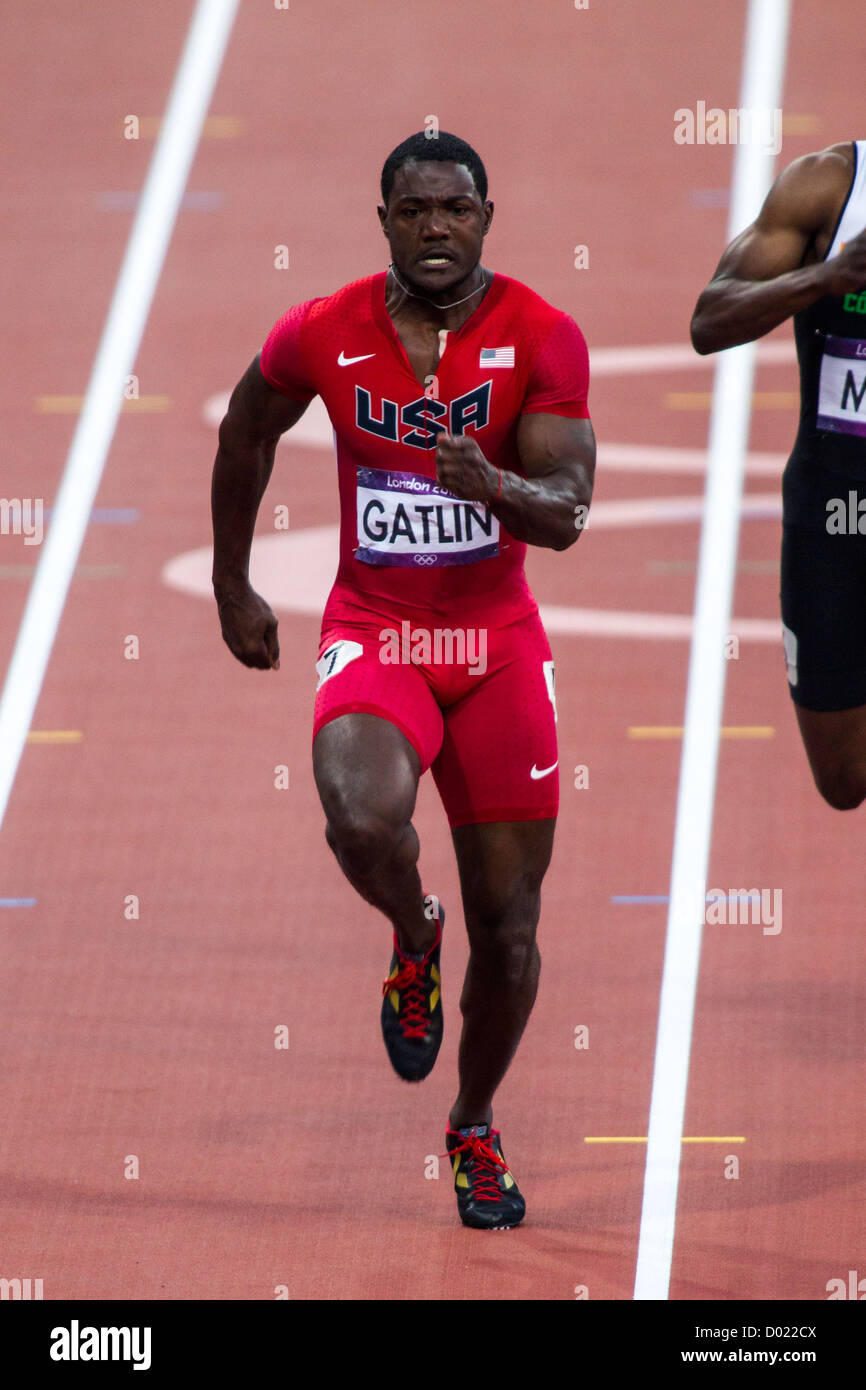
[261,271,590,627]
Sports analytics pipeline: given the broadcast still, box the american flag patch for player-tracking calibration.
[479,346,515,368]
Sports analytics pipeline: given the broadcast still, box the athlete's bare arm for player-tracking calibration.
[691,144,866,354]
[435,414,595,551]
[211,356,310,669]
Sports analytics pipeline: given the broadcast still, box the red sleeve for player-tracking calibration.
[260,299,320,401]
[522,314,591,419]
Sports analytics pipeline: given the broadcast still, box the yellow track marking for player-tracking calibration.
[585,1136,746,1144]
[36,396,172,414]
[665,392,799,410]
[26,730,82,744]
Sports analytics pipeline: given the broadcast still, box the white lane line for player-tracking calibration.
[633,0,792,1302]
[0,0,240,833]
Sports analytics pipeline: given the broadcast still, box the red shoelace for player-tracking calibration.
[382,958,430,1039]
[445,1129,510,1202]
[382,931,440,1039]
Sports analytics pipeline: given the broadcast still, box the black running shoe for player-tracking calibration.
[445,1124,526,1229]
[380,902,444,1082]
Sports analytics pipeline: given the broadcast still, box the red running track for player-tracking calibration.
[0,0,863,1301]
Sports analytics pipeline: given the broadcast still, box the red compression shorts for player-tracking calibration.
[312,604,559,828]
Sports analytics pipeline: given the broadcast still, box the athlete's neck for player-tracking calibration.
[385,263,491,333]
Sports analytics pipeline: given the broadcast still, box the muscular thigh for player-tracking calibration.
[312,625,444,825]
[313,712,422,828]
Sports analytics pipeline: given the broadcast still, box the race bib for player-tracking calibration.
[817,335,866,438]
[355,466,500,568]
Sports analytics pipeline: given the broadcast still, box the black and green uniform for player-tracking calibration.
[782,139,866,709]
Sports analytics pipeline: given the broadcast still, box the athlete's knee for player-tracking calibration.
[813,762,866,811]
[469,930,540,994]
[466,894,542,983]
[465,869,544,931]
[324,804,412,874]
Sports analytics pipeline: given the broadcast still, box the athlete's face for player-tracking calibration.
[378,160,493,300]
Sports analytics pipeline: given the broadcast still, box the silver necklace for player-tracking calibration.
[387,262,489,311]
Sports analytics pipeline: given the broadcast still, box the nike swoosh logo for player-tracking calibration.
[530,761,558,780]
[337,351,375,366]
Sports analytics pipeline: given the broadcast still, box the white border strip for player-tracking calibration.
[0,0,240,832]
[633,0,791,1301]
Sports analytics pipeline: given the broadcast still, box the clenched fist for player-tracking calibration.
[215,581,280,670]
[435,432,499,504]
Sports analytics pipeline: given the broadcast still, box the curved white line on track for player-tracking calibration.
[589,339,795,374]
[583,494,781,526]
[189,340,790,644]
[163,524,781,642]
[202,395,789,476]
[203,339,797,433]
[598,443,785,477]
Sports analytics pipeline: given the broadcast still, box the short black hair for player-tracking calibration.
[380,131,488,206]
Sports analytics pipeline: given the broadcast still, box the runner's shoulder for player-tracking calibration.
[495,272,577,324]
[264,274,381,368]
[279,273,380,332]
[493,273,585,345]
[765,142,856,230]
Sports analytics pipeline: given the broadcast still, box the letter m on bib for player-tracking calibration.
[817,336,866,437]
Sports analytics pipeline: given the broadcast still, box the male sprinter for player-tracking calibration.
[692,141,866,810]
[211,132,595,1228]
